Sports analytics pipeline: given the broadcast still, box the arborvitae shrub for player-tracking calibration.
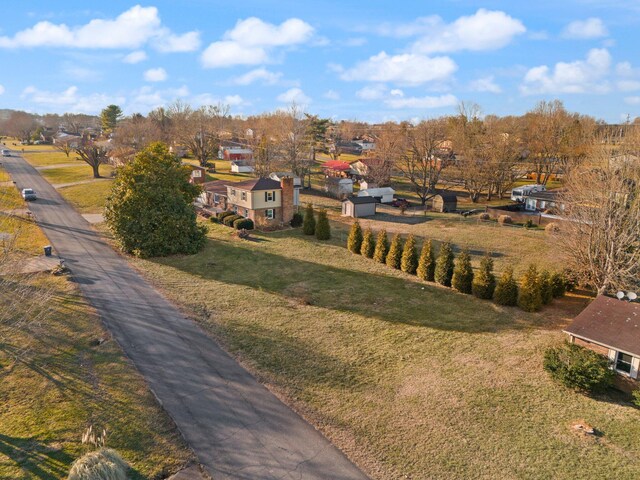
[373,230,389,263]
[452,249,474,294]
[315,209,331,240]
[472,254,496,299]
[493,266,518,306]
[539,269,554,305]
[360,228,375,258]
[401,235,418,274]
[518,264,543,312]
[386,234,403,269]
[543,342,614,393]
[303,203,315,235]
[347,221,363,253]
[417,239,436,281]
[550,272,567,298]
[290,212,303,227]
[434,241,455,287]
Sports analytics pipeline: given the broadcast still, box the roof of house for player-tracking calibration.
[433,191,458,202]
[527,190,563,202]
[563,295,640,357]
[343,196,378,205]
[326,177,353,185]
[227,177,281,191]
[202,180,228,195]
[322,160,352,171]
[358,187,395,196]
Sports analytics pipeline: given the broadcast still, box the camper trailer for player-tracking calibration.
[510,184,546,203]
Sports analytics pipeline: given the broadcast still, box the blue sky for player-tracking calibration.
[1,0,639,122]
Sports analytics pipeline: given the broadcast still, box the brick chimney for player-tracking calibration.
[280,176,294,225]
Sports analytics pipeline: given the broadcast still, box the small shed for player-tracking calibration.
[231,161,255,173]
[432,192,457,213]
[357,187,395,204]
[342,196,377,218]
[187,165,207,185]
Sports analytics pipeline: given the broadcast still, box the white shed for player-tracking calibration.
[357,187,395,204]
[231,161,255,173]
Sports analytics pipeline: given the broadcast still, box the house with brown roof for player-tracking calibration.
[563,295,640,392]
[200,177,295,227]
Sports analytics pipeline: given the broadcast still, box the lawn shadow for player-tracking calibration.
[0,434,74,480]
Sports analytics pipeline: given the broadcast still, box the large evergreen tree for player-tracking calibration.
[100,104,123,133]
[539,269,554,305]
[303,203,316,235]
[452,249,474,294]
[434,241,455,287]
[416,239,436,281]
[401,234,418,274]
[493,266,519,306]
[386,234,403,269]
[360,228,375,258]
[347,220,363,253]
[518,264,543,312]
[315,209,331,240]
[472,254,496,299]
[104,142,206,257]
[373,230,389,263]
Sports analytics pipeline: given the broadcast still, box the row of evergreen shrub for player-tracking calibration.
[302,203,331,240]
[212,211,255,230]
[346,220,568,312]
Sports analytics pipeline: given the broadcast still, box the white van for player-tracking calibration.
[511,184,546,203]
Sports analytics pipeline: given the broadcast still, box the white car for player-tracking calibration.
[21,188,37,201]
[1,149,10,156]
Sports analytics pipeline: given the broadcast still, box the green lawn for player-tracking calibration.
[40,165,114,186]
[129,224,640,480]
[23,151,78,167]
[58,181,113,214]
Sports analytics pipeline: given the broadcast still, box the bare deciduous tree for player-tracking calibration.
[75,138,109,178]
[53,138,73,158]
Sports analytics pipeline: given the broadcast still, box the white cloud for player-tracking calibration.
[223,94,245,106]
[123,50,147,64]
[562,18,608,39]
[520,48,612,94]
[201,17,314,68]
[144,67,167,82]
[129,85,190,110]
[625,96,640,105]
[232,68,282,85]
[390,89,404,97]
[0,85,4,95]
[385,93,458,109]
[469,76,502,93]
[376,9,525,54]
[323,89,340,100]
[277,87,311,104]
[344,37,367,47]
[21,85,125,113]
[356,84,387,100]
[0,5,200,52]
[340,52,457,86]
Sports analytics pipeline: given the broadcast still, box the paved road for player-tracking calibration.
[2,153,369,480]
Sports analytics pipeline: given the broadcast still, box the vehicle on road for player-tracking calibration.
[21,188,37,201]
[511,184,546,203]
[1,149,10,156]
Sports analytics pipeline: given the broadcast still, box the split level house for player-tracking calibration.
[200,177,296,227]
[564,295,640,392]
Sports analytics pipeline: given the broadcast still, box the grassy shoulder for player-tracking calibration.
[129,223,640,479]
[58,181,112,214]
[40,165,114,186]
[23,151,76,167]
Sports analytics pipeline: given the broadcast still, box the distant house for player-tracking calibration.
[524,190,565,213]
[336,141,363,156]
[325,177,353,199]
[219,145,253,161]
[342,196,377,218]
[354,140,375,151]
[186,165,207,185]
[231,161,255,173]
[53,132,82,148]
[350,157,390,185]
[270,172,301,206]
[322,160,352,177]
[564,295,640,392]
[200,177,295,227]
[432,192,457,213]
[357,187,395,204]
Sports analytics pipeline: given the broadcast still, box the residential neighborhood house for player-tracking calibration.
[342,196,377,218]
[524,190,565,213]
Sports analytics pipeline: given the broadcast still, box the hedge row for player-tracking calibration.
[346,220,569,312]
[211,211,254,230]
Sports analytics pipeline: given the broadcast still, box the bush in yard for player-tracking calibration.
[633,390,640,408]
[452,249,474,294]
[218,211,234,221]
[545,222,560,234]
[290,212,303,228]
[347,220,363,253]
[68,448,129,480]
[303,203,316,235]
[518,264,543,312]
[210,216,219,223]
[373,230,389,263]
[360,228,375,258]
[315,209,331,240]
[472,253,496,299]
[550,272,567,298]
[401,234,418,274]
[524,219,535,229]
[539,269,554,305]
[543,342,614,393]
[498,215,513,225]
[479,212,491,221]
[223,214,242,227]
[104,142,206,258]
[435,241,455,287]
[233,218,254,230]
[493,266,518,306]
[416,238,436,281]
[386,234,403,269]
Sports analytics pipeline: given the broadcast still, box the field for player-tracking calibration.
[0,171,193,479]
[129,223,640,479]
[39,165,114,186]
[58,181,113,214]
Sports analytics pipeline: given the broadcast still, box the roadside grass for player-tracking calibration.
[23,151,78,167]
[58,181,112,214]
[0,186,24,211]
[130,224,640,479]
[40,165,114,186]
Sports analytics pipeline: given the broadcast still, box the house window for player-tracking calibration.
[213,194,219,203]
[244,209,249,217]
[615,352,633,374]
[230,188,236,196]
[241,191,247,201]
[266,191,275,201]
[265,209,275,220]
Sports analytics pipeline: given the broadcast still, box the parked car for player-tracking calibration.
[1,149,10,156]
[21,188,37,201]
[391,198,410,208]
